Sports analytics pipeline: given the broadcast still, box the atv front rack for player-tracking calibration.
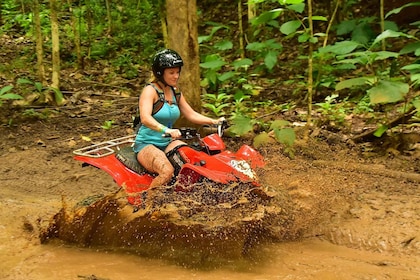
[73,135,135,158]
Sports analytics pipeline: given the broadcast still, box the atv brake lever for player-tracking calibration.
[217,119,229,137]
[162,127,197,140]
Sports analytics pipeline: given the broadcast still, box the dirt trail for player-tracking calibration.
[0,106,419,278]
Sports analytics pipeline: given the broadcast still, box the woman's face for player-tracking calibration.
[163,67,181,86]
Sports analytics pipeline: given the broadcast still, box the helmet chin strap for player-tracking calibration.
[157,80,168,89]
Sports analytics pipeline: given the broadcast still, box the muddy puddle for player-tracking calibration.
[4,238,420,280]
[1,186,419,280]
[1,138,419,279]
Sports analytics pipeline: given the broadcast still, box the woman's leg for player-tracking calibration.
[137,145,174,188]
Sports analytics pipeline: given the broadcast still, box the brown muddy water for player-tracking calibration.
[3,237,419,280]
[1,142,419,279]
[1,189,418,280]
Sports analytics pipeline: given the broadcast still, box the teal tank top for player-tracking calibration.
[133,96,180,153]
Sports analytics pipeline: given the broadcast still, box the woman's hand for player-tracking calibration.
[212,117,225,125]
[164,128,181,139]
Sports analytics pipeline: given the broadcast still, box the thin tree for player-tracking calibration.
[50,0,60,93]
[380,0,385,51]
[105,0,112,35]
[248,0,256,20]
[238,0,245,59]
[305,0,314,141]
[165,0,201,118]
[68,0,83,70]
[0,0,3,25]
[33,0,46,84]
[158,0,169,46]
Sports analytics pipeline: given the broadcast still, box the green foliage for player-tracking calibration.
[229,115,255,136]
[252,119,296,158]
[101,120,115,130]
[15,78,65,105]
[315,94,347,126]
[246,39,283,71]
[199,54,228,90]
[329,30,416,105]
[202,92,230,117]
[22,108,56,120]
[270,120,296,147]
[0,85,23,106]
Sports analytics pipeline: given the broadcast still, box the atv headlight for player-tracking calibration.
[230,160,256,179]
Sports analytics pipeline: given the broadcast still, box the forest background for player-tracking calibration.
[0,0,419,154]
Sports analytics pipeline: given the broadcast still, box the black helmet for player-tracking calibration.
[152,49,183,80]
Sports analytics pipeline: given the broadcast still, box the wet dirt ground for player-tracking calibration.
[0,102,419,279]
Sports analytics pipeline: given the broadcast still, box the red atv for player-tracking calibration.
[73,122,266,206]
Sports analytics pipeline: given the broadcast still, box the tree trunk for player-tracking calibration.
[247,0,256,20]
[158,0,168,46]
[238,0,245,59]
[0,0,3,26]
[50,0,60,92]
[305,0,314,141]
[105,0,112,35]
[165,0,201,119]
[33,0,46,84]
[68,0,83,70]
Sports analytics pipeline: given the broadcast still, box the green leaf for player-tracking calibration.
[34,82,43,92]
[16,78,33,85]
[401,64,420,71]
[368,80,409,104]
[214,40,233,51]
[52,88,65,105]
[253,132,271,148]
[230,115,254,136]
[320,41,361,55]
[281,0,304,4]
[312,16,327,21]
[199,60,226,69]
[274,127,296,147]
[0,93,23,100]
[352,23,375,44]
[412,99,420,109]
[232,58,253,70]
[198,35,211,44]
[371,30,415,48]
[373,124,388,137]
[335,63,357,70]
[0,85,14,95]
[410,73,420,85]
[335,77,374,91]
[298,32,310,42]
[384,20,399,32]
[207,70,218,85]
[264,50,278,70]
[270,120,290,130]
[385,2,420,18]
[264,38,283,49]
[218,71,235,82]
[288,3,305,13]
[400,41,420,55]
[246,42,266,51]
[280,20,301,35]
[373,51,399,61]
[336,19,356,36]
[251,10,282,26]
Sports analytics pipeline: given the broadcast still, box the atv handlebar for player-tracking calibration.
[163,120,229,139]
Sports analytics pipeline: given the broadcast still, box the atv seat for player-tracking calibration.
[115,146,148,175]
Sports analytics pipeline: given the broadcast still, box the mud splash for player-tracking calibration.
[40,183,294,267]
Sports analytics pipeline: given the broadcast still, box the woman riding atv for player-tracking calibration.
[133,49,224,189]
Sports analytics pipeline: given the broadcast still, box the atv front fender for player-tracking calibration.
[235,145,265,168]
[177,163,238,185]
